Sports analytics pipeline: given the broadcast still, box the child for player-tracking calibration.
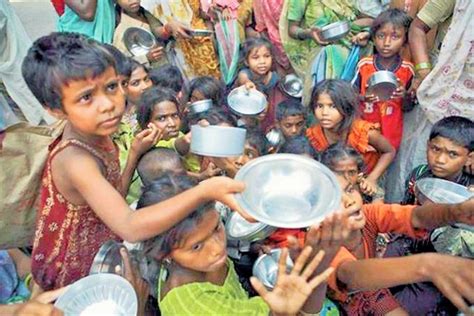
[137,147,186,187]
[321,143,385,204]
[188,75,224,106]
[126,60,153,114]
[279,135,318,159]
[352,8,415,150]
[306,79,396,191]
[138,173,337,316]
[21,32,245,290]
[149,64,185,103]
[325,172,474,315]
[275,99,307,140]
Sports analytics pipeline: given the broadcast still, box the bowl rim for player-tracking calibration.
[416,177,473,203]
[320,20,350,32]
[234,154,342,228]
[123,27,156,52]
[190,125,247,157]
[225,211,274,240]
[280,75,303,98]
[227,86,268,116]
[252,248,293,288]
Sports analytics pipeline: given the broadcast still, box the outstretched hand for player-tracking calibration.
[250,247,333,316]
[131,123,162,157]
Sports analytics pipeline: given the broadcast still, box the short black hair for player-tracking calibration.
[102,44,133,78]
[149,64,184,94]
[188,76,224,106]
[137,148,186,186]
[188,107,236,127]
[137,87,179,130]
[246,128,266,156]
[429,116,474,151]
[371,8,412,40]
[276,99,307,121]
[22,32,116,110]
[320,142,366,173]
[279,135,318,159]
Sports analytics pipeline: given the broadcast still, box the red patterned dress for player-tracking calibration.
[31,138,121,290]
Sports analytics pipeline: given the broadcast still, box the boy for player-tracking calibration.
[21,32,245,290]
[137,147,186,187]
[352,9,415,150]
[275,99,307,140]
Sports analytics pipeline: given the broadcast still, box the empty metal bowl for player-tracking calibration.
[227,87,268,116]
[55,274,137,315]
[123,27,157,57]
[252,248,294,289]
[366,70,398,101]
[234,154,341,228]
[226,211,276,242]
[320,21,350,42]
[265,128,285,149]
[89,240,125,275]
[190,125,247,157]
[188,99,213,115]
[280,74,303,98]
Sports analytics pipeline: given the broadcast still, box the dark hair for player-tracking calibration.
[138,174,215,260]
[371,8,412,41]
[130,59,147,74]
[102,44,133,78]
[276,99,307,121]
[137,87,179,130]
[242,37,274,62]
[22,32,116,110]
[279,135,318,159]
[310,79,358,133]
[429,116,474,151]
[246,128,266,156]
[320,142,366,173]
[137,148,186,186]
[149,65,184,94]
[188,76,224,106]
[188,107,236,127]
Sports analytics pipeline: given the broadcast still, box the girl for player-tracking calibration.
[188,76,224,106]
[320,143,385,204]
[138,173,336,316]
[306,79,395,190]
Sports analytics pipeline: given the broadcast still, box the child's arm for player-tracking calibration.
[411,198,474,230]
[65,0,96,21]
[174,132,191,156]
[337,253,474,314]
[58,148,247,243]
[236,71,256,90]
[366,130,396,183]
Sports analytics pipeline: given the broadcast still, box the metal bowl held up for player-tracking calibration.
[253,248,294,289]
[190,125,247,157]
[366,70,398,101]
[188,99,213,115]
[55,274,137,315]
[227,86,268,116]
[188,29,214,37]
[320,21,350,42]
[123,27,157,57]
[89,240,125,275]
[265,128,285,148]
[234,154,341,228]
[226,211,276,242]
[280,74,303,98]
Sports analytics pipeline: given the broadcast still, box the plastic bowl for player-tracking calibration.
[320,21,350,42]
[54,274,137,315]
[366,70,398,101]
[226,211,276,242]
[252,248,294,289]
[234,154,341,228]
[190,125,247,157]
[227,87,268,116]
[123,27,156,57]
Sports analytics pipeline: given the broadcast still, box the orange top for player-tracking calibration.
[306,119,380,173]
[328,203,426,302]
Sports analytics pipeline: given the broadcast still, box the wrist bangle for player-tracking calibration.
[415,62,432,71]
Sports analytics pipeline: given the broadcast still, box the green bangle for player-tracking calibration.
[24,273,33,289]
[415,62,432,71]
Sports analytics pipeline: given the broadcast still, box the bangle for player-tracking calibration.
[24,273,33,289]
[415,62,432,71]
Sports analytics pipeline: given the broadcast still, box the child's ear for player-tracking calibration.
[46,107,67,120]
[464,152,473,172]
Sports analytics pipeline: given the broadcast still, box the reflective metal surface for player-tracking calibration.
[190,125,247,157]
[89,240,125,275]
[123,27,156,57]
[366,70,398,101]
[227,86,268,116]
[415,177,473,205]
[280,74,303,98]
[188,99,213,115]
[320,21,350,42]
[226,211,276,242]
[252,248,294,289]
[235,154,341,228]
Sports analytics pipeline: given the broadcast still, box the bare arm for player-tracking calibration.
[366,130,396,182]
[411,198,474,230]
[409,17,432,81]
[65,0,97,21]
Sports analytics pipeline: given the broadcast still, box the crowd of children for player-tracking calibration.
[0,0,473,315]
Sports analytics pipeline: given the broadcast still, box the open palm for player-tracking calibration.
[250,248,333,315]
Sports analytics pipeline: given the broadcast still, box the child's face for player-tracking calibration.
[374,23,406,59]
[170,210,228,272]
[210,141,259,178]
[126,66,152,105]
[314,93,343,131]
[246,46,272,76]
[189,89,206,103]
[150,101,181,141]
[117,0,141,14]
[427,136,470,181]
[332,158,359,186]
[278,114,305,139]
[57,66,125,137]
[118,75,129,90]
[337,174,365,231]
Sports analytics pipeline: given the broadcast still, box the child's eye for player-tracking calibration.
[79,93,92,103]
[448,152,459,158]
[430,145,440,152]
[107,82,119,92]
[172,114,180,119]
[130,81,139,87]
[192,243,203,251]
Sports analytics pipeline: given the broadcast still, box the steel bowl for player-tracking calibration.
[226,211,276,242]
[320,21,350,42]
[280,74,303,98]
[123,27,157,57]
[234,154,341,228]
[55,274,137,315]
[366,70,398,101]
[265,128,285,148]
[89,240,125,275]
[252,248,294,289]
[188,29,214,37]
[190,125,247,157]
[227,87,268,116]
[188,99,213,115]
